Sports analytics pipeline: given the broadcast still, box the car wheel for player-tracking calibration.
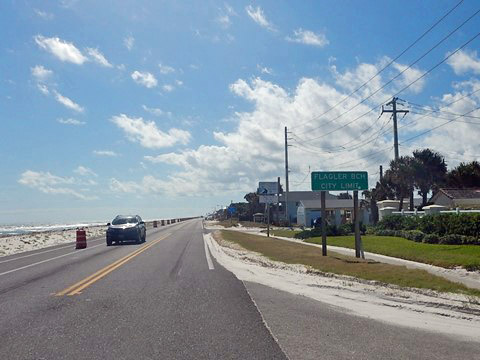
[136,233,142,244]
[106,238,112,246]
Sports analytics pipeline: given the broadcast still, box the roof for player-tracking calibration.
[299,199,354,210]
[435,188,480,200]
[278,191,337,202]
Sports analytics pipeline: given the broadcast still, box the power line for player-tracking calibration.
[408,103,480,119]
[294,28,480,145]
[290,0,465,132]
[293,5,479,137]
[410,110,480,124]
[400,105,480,144]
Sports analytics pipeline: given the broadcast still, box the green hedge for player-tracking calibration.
[294,223,366,239]
[376,213,480,238]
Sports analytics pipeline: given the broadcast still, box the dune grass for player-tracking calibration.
[220,230,480,297]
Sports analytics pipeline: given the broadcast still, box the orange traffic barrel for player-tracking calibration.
[76,229,87,249]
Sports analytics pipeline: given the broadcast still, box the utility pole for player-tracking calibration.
[284,126,290,226]
[379,165,383,180]
[381,97,409,161]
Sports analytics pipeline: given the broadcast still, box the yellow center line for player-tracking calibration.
[56,233,170,296]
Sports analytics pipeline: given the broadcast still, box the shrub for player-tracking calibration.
[375,229,397,237]
[378,213,480,239]
[423,234,440,244]
[338,223,353,236]
[403,230,425,242]
[439,234,463,245]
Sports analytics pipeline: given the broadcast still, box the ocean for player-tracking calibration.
[0,222,107,236]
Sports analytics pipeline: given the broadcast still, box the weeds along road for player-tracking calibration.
[0,218,479,359]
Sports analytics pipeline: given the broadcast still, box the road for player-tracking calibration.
[0,220,285,359]
[0,218,479,359]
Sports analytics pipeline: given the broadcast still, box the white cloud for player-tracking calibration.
[124,36,135,51]
[175,79,183,86]
[446,49,480,75]
[217,3,237,28]
[34,35,87,64]
[217,15,231,28]
[163,84,174,92]
[245,5,275,31]
[257,64,273,75]
[37,84,50,95]
[158,63,175,74]
[18,170,94,200]
[286,28,329,47]
[189,64,200,70]
[57,118,85,126]
[74,166,98,177]
[86,48,112,67]
[142,105,171,117]
[111,114,191,149]
[109,178,141,193]
[392,63,425,94]
[31,65,53,81]
[131,71,158,88]
[53,90,84,112]
[34,9,54,20]
[93,150,118,157]
[115,58,480,197]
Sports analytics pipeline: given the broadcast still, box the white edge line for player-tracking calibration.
[0,243,104,277]
[203,234,215,270]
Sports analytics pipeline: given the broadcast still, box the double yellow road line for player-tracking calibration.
[56,233,170,296]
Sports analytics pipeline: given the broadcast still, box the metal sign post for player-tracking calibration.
[267,203,270,237]
[321,191,327,256]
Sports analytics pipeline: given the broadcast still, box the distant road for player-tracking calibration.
[1,219,479,359]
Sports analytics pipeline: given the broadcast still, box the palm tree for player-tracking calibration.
[446,161,480,188]
[412,149,447,206]
[386,156,415,210]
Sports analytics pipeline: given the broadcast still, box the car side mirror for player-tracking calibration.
[140,221,145,225]
[107,223,111,226]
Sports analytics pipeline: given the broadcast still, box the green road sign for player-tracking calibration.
[311,171,368,191]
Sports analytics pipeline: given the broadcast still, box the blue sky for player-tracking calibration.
[1,0,480,224]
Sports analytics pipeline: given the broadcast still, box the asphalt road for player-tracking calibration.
[1,219,479,360]
[0,220,286,359]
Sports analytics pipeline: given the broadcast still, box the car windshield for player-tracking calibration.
[112,217,137,225]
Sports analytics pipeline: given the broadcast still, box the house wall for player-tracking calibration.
[433,194,454,208]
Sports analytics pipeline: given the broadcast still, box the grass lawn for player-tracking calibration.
[272,229,480,270]
[305,235,480,270]
[219,230,480,297]
[214,220,267,228]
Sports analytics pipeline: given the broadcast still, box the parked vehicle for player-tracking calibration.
[106,215,146,246]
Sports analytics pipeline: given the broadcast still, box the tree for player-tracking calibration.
[386,156,415,211]
[446,161,480,188]
[243,192,264,220]
[338,192,353,199]
[412,149,447,206]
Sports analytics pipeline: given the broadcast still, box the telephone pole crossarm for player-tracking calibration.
[381,97,409,160]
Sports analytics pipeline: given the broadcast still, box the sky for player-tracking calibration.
[1,0,480,224]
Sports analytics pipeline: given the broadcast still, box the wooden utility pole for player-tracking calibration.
[381,97,409,161]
